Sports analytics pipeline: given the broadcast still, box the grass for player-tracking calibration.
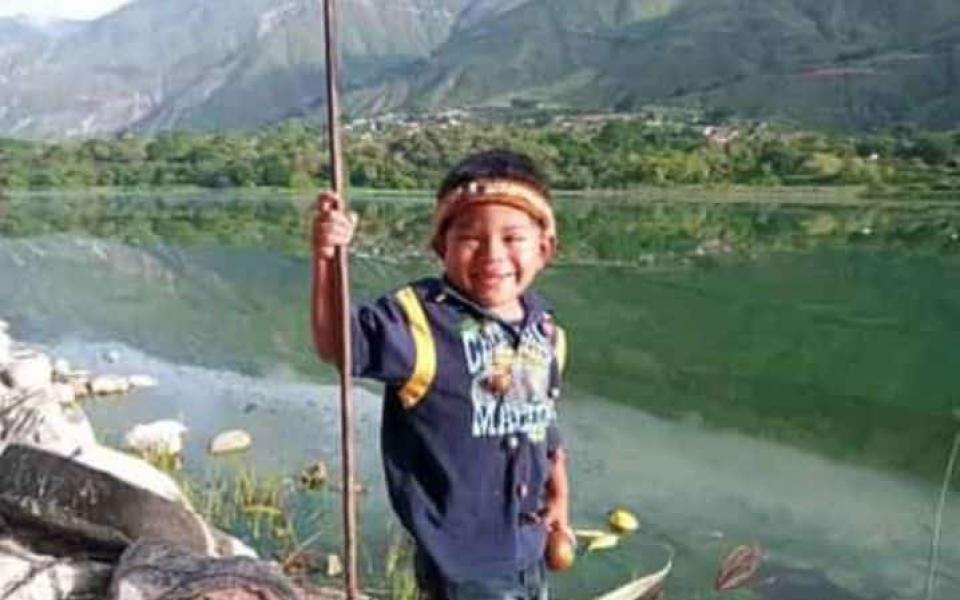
[137,449,419,598]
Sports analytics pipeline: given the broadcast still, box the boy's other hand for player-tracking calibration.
[313,191,358,260]
[541,499,573,542]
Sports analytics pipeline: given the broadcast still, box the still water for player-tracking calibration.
[0,199,957,599]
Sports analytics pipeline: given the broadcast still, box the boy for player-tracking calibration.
[312,150,571,600]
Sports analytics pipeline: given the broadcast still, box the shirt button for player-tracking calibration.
[549,387,560,399]
[506,435,519,450]
[516,483,528,499]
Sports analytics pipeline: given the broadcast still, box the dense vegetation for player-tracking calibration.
[3,189,958,267]
[2,115,959,194]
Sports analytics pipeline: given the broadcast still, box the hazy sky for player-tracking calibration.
[0,0,131,20]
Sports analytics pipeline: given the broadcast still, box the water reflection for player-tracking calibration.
[0,232,957,598]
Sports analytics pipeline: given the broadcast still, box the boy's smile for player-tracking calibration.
[441,204,551,321]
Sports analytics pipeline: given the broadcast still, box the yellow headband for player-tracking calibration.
[431,179,556,256]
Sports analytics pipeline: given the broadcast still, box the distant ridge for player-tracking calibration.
[1,0,958,137]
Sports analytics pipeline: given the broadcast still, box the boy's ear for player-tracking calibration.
[539,233,556,265]
[431,236,446,258]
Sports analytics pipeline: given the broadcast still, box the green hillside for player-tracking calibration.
[355,0,960,129]
[1,0,958,136]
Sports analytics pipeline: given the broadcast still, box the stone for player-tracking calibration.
[208,429,252,455]
[300,460,328,489]
[0,537,113,599]
[61,403,97,447]
[90,375,131,395]
[128,374,159,389]
[71,444,187,505]
[6,353,53,391]
[52,357,71,380]
[0,445,239,558]
[70,377,92,399]
[111,541,280,600]
[1,380,94,454]
[0,331,11,366]
[52,382,77,405]
[325,554,343,578]
[124,420,187,457]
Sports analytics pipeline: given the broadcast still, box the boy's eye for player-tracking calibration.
[505,234,528,243]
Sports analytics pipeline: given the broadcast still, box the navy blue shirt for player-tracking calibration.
[350,277,564,581]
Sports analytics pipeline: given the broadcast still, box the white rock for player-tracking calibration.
[89,375,130,395]
[7,353,53,391]
[208,429,252,455]
[52,382,77,405]
[69,377,91,399]
[2,384,96,453]
[0,537,113,599]
[0,332,11,366]
[60,403,97,447]
[220,536,258,559]
[52,357,71,379]
[71,444,188,505]
[128,374,159,389]
[326,553,343,577]
[124,420,188,456]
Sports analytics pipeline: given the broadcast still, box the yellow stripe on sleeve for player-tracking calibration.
[395,286,437,409]
[555,325,568,373]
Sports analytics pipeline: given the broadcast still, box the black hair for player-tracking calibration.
[437,150,550,200]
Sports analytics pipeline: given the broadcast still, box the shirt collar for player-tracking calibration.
[426,276,550,326]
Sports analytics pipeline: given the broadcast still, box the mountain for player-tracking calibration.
[1,0,958,137]
[0,15,85,39]
[0,15,86,82]
[354,0,960,129]
[0,0,466,137]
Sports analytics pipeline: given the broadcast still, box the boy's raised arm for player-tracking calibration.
[311,192,355,367]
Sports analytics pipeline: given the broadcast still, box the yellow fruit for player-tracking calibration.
[545,529,576,571]
[586,533,619,552]
[607,508,639,533]
[573,529,608,540]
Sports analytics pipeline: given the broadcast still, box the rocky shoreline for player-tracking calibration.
[0,319,345,600]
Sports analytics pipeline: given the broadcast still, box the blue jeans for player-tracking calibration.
[414,549,549,600]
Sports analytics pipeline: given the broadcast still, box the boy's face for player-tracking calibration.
[442,203,550,318]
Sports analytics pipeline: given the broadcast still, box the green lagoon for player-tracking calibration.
[0,190,957,599]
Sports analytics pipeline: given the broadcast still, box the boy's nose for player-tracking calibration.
[478,236,507,259]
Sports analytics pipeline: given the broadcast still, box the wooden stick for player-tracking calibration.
[321,0,358,598]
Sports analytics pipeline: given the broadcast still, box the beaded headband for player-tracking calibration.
[431,179,556,256]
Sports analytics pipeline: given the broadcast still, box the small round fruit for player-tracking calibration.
[545,528,576,571]
[607,507,639,533]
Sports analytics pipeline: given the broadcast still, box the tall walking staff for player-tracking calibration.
[318,0,359,597]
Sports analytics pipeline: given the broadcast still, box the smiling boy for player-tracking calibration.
[312,150,571,600]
